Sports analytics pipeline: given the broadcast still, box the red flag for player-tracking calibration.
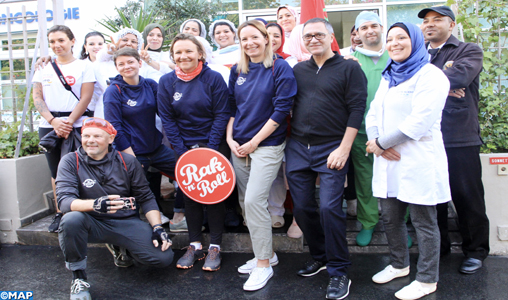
[300,0,341,54]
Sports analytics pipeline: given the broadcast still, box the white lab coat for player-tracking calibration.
[366,64,451,205]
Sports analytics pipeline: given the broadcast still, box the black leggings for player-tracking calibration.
[39,127,61,178]
[185,194,225,245]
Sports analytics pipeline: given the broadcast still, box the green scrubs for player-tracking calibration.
[351,50,390,230]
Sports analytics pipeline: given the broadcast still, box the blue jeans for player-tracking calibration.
[135,144,176,179]
[285,138,351,277]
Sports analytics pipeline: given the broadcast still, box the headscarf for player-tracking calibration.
[266,23,291,60]
[255,18,268,25]
[208,19,238,48]
[382,22,429,88]
[115,28,144,52]
[277,5,300,30]
[180,19,207,39]
[142,23,165,52]
[288,24,311,62]
[195,36,214,64]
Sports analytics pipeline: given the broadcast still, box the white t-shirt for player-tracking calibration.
[33,59,96,128]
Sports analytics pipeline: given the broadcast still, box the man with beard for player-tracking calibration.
[349,11,390,247]
[419,5,489,275]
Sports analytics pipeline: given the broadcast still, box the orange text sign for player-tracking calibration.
[175,148,236,204]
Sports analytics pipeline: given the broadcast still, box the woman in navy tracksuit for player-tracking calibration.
[157,33,230,272]
[228,21,296,291]
[103,47,175,179]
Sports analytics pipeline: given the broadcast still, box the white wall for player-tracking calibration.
[0,0,128,60]
[481,154,508,255]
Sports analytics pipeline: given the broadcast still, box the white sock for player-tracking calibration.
[190,242,202,250]
[209,244,220,251]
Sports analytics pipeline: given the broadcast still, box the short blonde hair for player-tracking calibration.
[236,21,274,74]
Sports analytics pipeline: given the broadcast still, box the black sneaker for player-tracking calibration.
[297,260,327,277]
[202,246,221,271]
[105,244,134,268]
[48,213,63,233]
[176,245,205,269]
[326,275,351,300]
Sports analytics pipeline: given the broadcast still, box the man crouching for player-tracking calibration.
[55,117,173,300]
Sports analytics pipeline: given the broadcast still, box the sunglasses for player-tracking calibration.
[83,117,109,128]
[82,117,117,135]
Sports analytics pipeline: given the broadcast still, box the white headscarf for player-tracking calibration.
[114,28,144,51]
[208,19,238,48]
[180,19,207,39]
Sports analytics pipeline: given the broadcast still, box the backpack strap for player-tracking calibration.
[115,84,121,94]
[75,152,79,172]
[118,151,128,171]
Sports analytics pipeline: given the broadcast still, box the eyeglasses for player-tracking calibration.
[303,32,327,42]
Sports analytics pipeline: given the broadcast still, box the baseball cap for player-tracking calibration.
[418,5,455,21]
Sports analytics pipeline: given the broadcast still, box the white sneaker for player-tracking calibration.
[372,265,410,284]
[395,280,437,300]
[238,253,279,274]
[243,266,274,291]
[347,199,357,216]
[160,212,170,225]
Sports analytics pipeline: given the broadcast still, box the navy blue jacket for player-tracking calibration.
[103,75,162,155]
[428,35,483,148]
[229,58,296,146]
[158,64,230,156]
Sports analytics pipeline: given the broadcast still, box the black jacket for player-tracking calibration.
[291,53,367,146]
[55,147,158,219]
[428,35,483,148]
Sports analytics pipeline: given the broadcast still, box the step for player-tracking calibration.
[15,211,462,254]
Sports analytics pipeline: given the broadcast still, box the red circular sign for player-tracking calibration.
[175,148,236,204]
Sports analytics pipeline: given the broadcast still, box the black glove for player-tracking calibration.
[93,196,112,214]
[152,226,171,245]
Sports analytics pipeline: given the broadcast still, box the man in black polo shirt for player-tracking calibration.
[286,18,367,300]
[56,117,173,299]
[419,6,489,275]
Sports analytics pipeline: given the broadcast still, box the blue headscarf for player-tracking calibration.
[382,22,429,88]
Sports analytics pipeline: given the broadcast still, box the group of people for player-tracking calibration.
[32,4,489,300]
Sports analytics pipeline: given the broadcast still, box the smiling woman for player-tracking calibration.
[209,19,240,67]
[227,20,297,292]
[140,23,175,74]
[366,21,451,300]
[32,24,96,232]
[157,33,230,272]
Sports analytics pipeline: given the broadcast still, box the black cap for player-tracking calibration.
[418,6,455,21]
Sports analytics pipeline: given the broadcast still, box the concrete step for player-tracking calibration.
[16,210,462,254]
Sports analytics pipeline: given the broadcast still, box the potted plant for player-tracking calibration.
[0,110,52,244]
